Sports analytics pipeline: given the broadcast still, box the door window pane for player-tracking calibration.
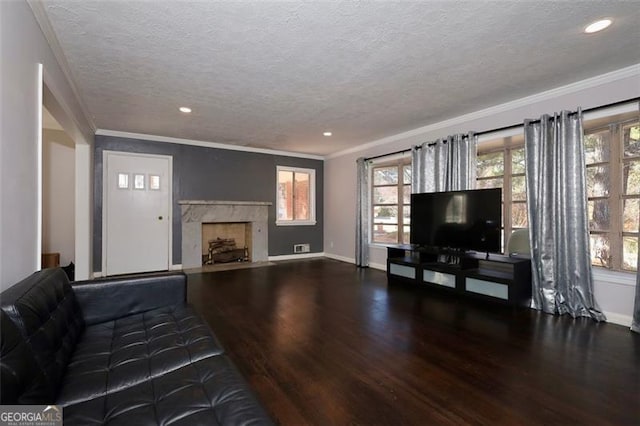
[584,131,611,163]
[117,173,129,189]
[476,177,503,190]
[622,161,640,195]
[149,175,160,190]
[134,174,145,190]
[622,236,638,271]
[586,165,610,197]
[373,225,398,244]
[511,202,528,228]
[590,234,611,268]
[622,124,640,158]
[588,200,610,231]
[373,206,398,223]
[477,152,504,177]
[622,198,639,232]
[373,186,398,204]
[403,166,412,184]
[511,149,525,174]
[511,176,526,201]
[373,167,398,185]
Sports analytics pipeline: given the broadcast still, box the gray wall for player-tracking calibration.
[94,135,323,272]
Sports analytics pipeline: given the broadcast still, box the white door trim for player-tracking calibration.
[102,150,173,275]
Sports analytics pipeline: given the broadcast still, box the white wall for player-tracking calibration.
[0,1,93,289]
[324,65,640,326]
[42,129,75,265]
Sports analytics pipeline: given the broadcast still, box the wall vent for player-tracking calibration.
[293,243,310,253]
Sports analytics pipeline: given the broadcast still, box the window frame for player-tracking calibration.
[275,165,316,226]
[370,157,412,245]
[476,142,526,252]
[585,117,640,271]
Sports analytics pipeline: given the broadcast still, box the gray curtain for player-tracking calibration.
[524,109,605,321]
[412,132,477,193]
[355,157,370,267]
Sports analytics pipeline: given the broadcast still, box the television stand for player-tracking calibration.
[386,245,532,307]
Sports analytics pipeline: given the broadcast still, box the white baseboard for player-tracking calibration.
[603,311,633,327]
[323,253,355,264]
[170,264,183,270]
[369,262,387,271]
[268,252,325,261]
[92,271,103,278]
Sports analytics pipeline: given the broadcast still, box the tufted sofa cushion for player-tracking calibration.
[62,355,272,426]
[1,268,84,397]
[0,311,54,403]
[57,304,225,406]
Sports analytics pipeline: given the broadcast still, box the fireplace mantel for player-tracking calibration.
[180,200,272,269]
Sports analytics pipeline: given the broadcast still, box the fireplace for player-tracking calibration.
[202,222,251,264]
[179,200,271,269]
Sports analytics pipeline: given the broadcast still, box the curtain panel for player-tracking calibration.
[524,109,605,321]
[355,157,370,267]
[411,132,477,193]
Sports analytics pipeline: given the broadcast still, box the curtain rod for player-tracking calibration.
[363,97,640,162]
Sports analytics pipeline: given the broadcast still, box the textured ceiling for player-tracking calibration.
[43,1,640,156]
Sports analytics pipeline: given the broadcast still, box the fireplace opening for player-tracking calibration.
[201,223,252,265]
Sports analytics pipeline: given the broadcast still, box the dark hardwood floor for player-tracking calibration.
[186,258,640,425]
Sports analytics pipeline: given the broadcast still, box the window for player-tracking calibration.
[475,111,639,272]
[476,135,526,251]
[585,115,639,271]
[276,166,316,225]
[371,159,411,244]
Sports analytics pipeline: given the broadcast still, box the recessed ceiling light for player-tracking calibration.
[323,131,332,137]
[584,19,612,34]
[179,107,192,113]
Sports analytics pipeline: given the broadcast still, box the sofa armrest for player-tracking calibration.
[72,271,187,325]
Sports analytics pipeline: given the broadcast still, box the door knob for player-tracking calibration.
[158,216,163,220]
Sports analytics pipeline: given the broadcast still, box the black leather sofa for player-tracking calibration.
[0,268,273,425]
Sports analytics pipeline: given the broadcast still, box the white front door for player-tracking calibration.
[104,151,172,275]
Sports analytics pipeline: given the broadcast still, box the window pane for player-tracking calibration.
[403,166,412,184]
[477,152,504,178]
[117,173,129,189]
[403,185,411,204]
[403,226,410,244]
[477,177,503,191]
[373,186,398,204]
[373,224,398,243]
[294,172,310,220]
[622,124,640,158]
[588,200,610,231]
[512,202,528,228]
[511,148,525,174]
[511,176,526,201]
[373,206,397,223]
[134,174,145,190]
[586,165,610,197]
[622,236,638,271]
[622,161,640,195]
[403,206,410,224]
[149,175,160,190]
[277,171,293,220]
[623,198,639,232]
[373,167,398,185]
[590,234,611,268]
[584,131,610,164]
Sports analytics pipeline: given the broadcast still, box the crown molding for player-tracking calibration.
[95,129,325,161]
[27,0,96,133]
[327,63,640,159]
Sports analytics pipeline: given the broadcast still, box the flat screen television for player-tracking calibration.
[410,188,502,253]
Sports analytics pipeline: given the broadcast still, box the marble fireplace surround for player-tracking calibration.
[180,200,271,269]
